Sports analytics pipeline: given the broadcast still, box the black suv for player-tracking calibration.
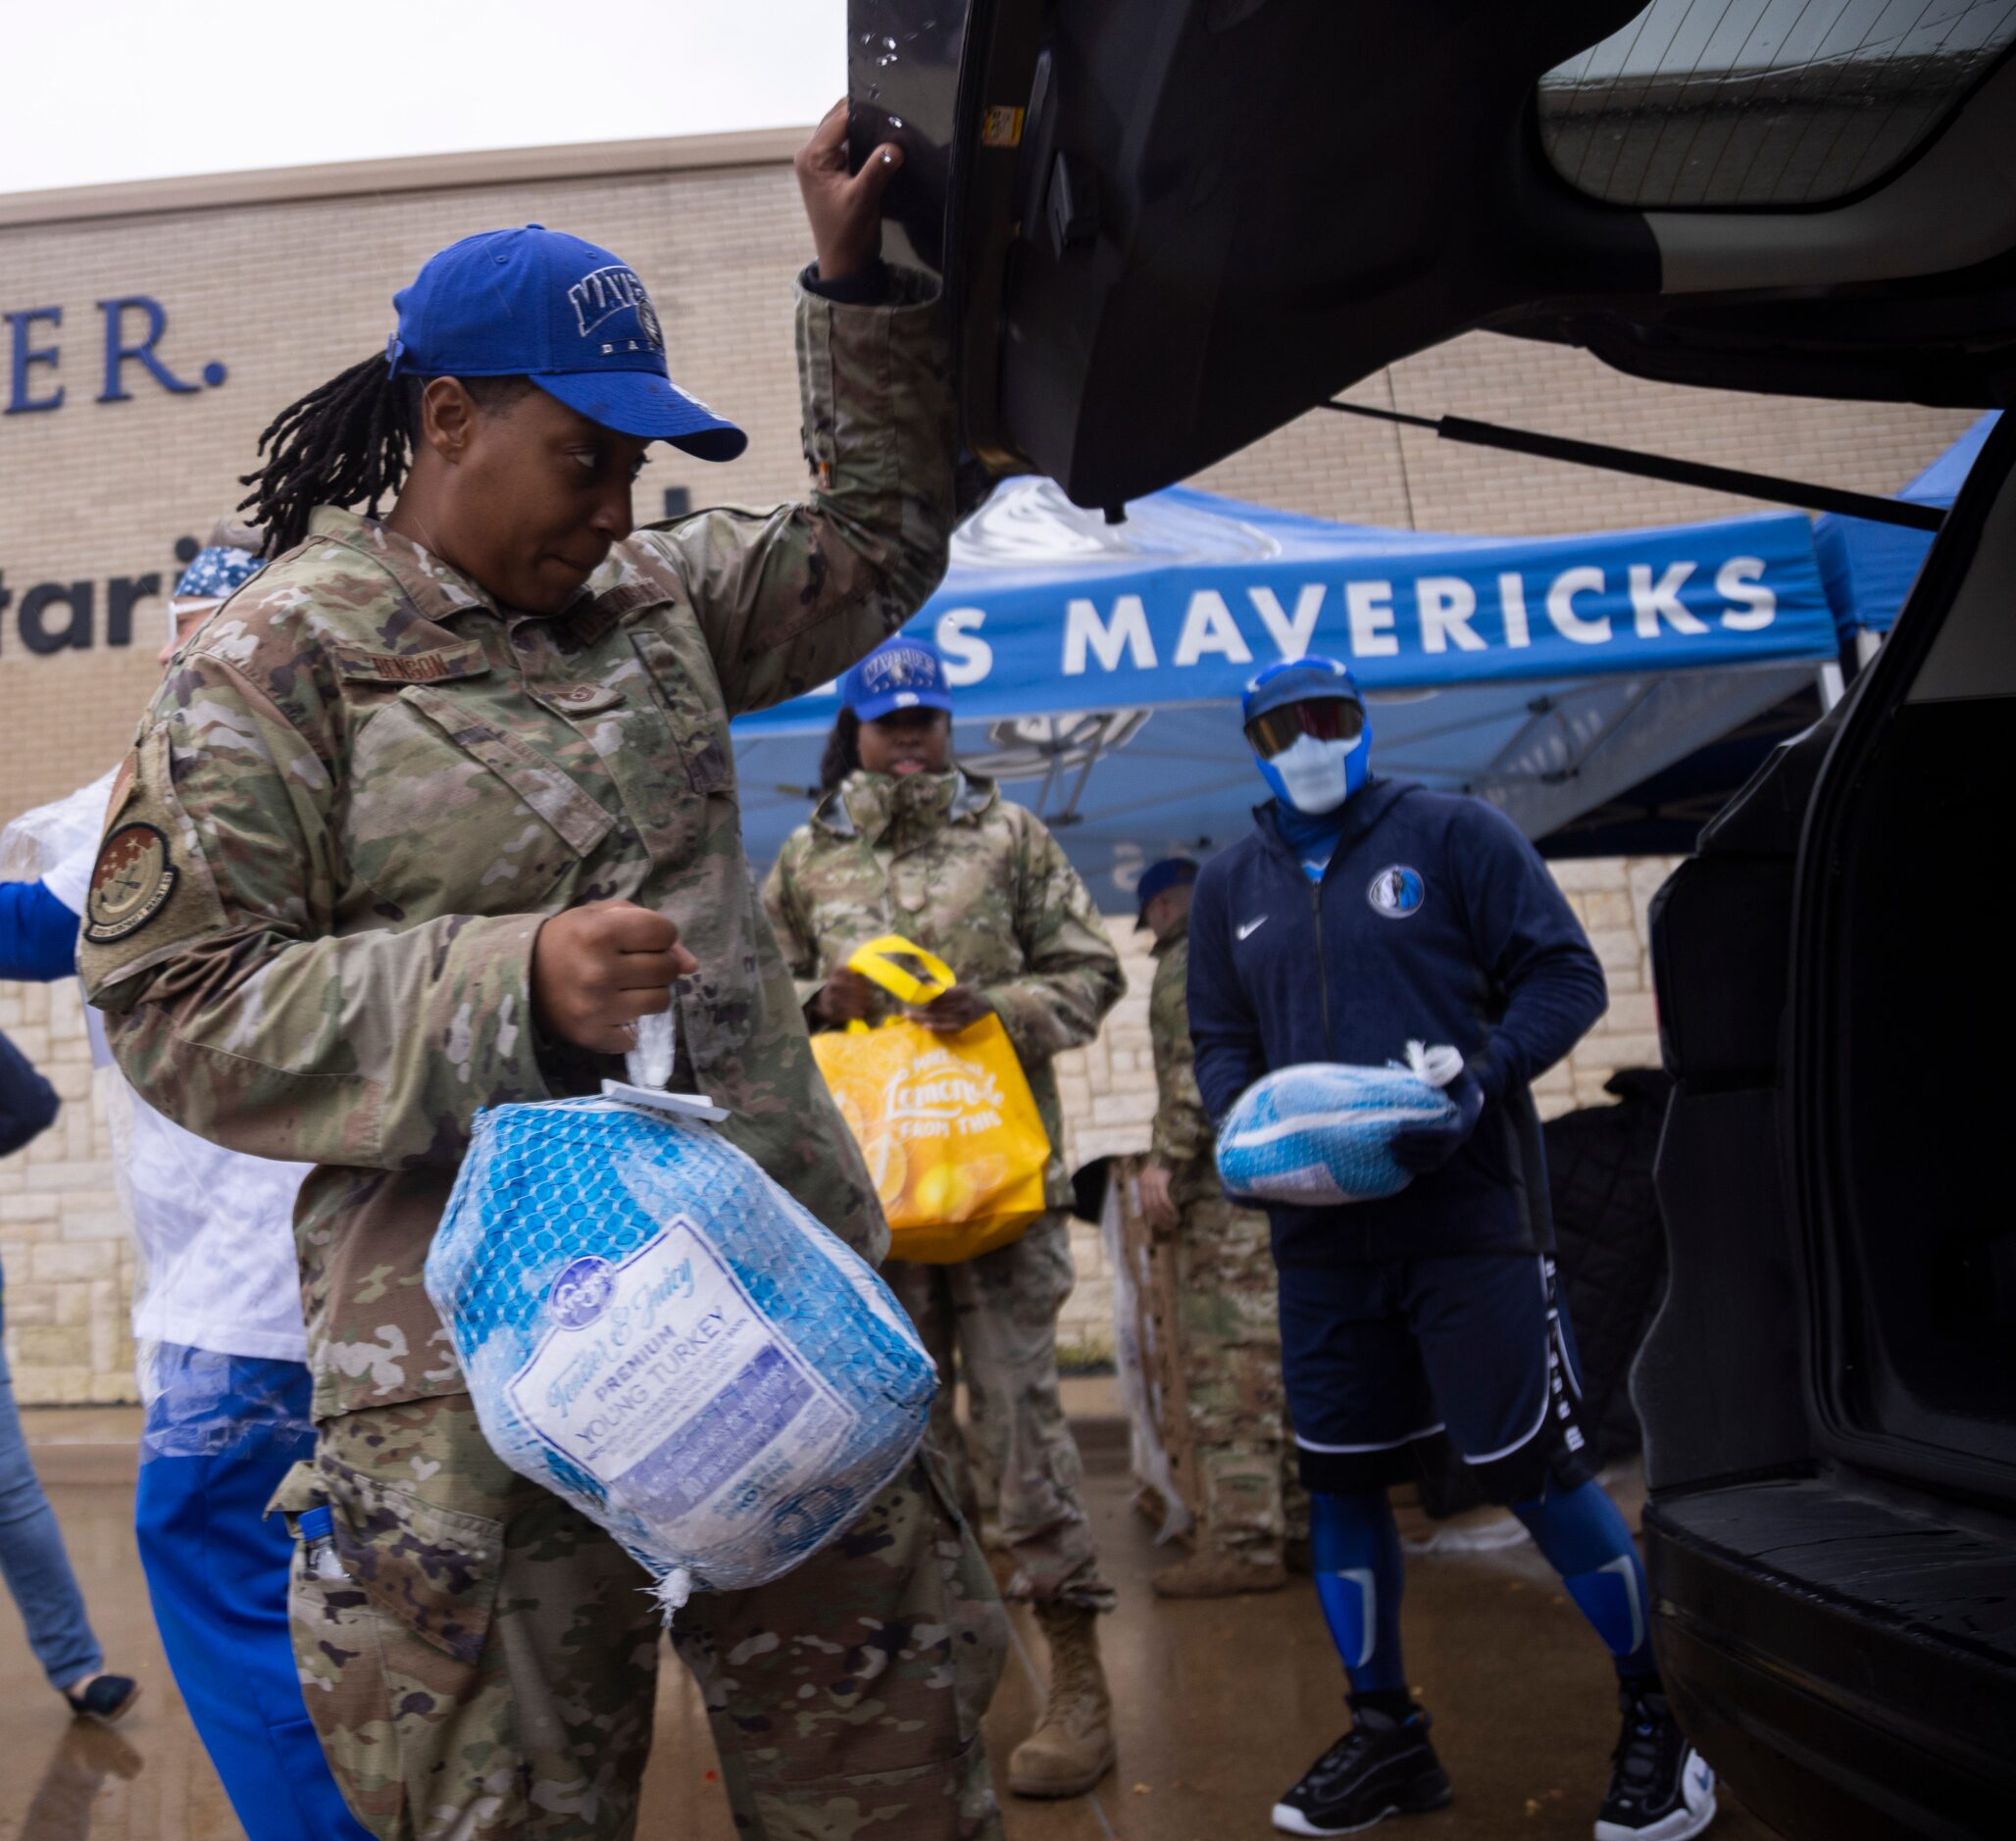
[854,2,2016,1831]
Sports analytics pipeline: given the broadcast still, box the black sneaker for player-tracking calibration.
[1272,1705,1453,1836]
[63,1673,140,1724]
[1595,1680,1716,1840]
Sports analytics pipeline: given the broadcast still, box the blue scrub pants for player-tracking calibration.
[133,1348,370,1841]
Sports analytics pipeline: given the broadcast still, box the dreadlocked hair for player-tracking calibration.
[237,357,529,558]
[818,709,862,795]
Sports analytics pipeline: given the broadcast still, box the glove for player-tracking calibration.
[1389,1067,1487,1174]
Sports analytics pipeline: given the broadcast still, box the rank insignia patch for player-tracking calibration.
[84,822,177,944]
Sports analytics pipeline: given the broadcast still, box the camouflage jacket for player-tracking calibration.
[761,769,1124,1208]
[1148,923,1217,1194]
[78,272,955,1420]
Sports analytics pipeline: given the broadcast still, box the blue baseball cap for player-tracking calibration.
[842,635,954,721]
[1134,856,1198,929]
[386,226,746,461]
[1241,655,1363,724]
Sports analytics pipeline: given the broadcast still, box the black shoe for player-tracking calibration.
[1595,1680,1716,1840]
[1272,1705,1453,1836]
[63,1673,140,1725]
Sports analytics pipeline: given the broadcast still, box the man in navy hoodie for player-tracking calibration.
[1187,658,1715,1841]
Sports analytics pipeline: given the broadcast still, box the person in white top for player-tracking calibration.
[11,522,370,1840]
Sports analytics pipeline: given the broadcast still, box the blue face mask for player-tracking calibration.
[1256,729,1370,816]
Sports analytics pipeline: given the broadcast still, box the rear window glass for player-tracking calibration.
[1538,0,2016,209]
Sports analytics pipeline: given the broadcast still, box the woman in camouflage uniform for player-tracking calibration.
[78,109,1007,1841]
[763,633,1125,1801]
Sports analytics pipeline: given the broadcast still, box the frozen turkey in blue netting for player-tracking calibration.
[1214,1045,1463,1205]
[425,1096,934,1612]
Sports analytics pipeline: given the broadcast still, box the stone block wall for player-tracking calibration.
[0,978,137,1403]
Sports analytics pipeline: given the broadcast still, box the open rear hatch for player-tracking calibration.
[851,0,2016,507]
[1634,388,2016,1840]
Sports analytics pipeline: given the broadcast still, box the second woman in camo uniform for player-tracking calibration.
[764,632,1126,1801]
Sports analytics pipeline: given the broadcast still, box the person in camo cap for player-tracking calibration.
[78,105,1010,1841]
[764,631,1126,1802]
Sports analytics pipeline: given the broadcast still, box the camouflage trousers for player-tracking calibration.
[274,1393,1008,1841]
[1173,1192,1308,1565]
[884,1213,1115,1614]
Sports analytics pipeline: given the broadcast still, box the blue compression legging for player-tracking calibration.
[1510,1472,1656,1677]
[1310,1490,1408,1695]
[1311,1476,1655,1697]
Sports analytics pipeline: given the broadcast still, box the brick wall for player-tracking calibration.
[0,142,1971,1398]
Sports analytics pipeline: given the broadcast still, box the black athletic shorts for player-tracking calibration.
[1277,1252,1595,1504]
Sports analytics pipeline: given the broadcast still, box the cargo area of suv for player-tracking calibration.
[1639,412,2016,1839]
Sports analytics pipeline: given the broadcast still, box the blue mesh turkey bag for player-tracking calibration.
[425,1091,934,1614]
[1215,1044,1463,1205]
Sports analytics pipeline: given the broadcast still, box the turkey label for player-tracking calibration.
[508,1218,859,1541]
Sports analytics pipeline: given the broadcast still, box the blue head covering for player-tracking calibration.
[174,546,264,602]
[1134,856,1199,930]
[1240,655,1366,726]
[842,635,953,721]
[1240,654,1373,814]
[388,225,745,460]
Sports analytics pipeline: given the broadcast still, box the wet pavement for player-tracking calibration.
[2,1395,1772,1841]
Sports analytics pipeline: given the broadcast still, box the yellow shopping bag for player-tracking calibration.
[811,935,1051,1264]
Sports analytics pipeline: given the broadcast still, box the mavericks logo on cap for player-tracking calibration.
[865,644,938,692]
[568,266,664,355]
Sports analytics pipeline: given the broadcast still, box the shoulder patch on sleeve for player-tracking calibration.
[83,821,177,943]
[76,725,234,1002]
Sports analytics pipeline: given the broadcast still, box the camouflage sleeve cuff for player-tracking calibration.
[798,259,891,305]
[793,263,947,482]
[1151,1108,1212,1168]
[979,982,1060,1069]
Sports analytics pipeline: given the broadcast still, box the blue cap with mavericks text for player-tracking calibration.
[842,635,954,721]
[386,225,746,460]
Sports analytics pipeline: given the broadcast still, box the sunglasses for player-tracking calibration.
[1243,697,1365,760]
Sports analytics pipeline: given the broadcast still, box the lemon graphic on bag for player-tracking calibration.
[811,936,1048,1263]
[912,1161,973,1220]
[863,1132,909,1208]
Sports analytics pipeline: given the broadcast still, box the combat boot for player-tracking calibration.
[1007,1602,1116,1798]
[1151,1549,1288,1598]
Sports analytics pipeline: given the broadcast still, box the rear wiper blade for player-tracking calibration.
[1324,401,1945,534]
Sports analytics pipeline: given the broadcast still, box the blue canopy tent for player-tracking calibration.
[732,481,1839,906]
[1815,413,1998,648]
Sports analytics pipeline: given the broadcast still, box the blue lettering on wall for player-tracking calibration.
[98,297,199,402]
[1,297,224,415]
[5,307,64,414]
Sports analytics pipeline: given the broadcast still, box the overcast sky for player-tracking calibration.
[3,0,845,195]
